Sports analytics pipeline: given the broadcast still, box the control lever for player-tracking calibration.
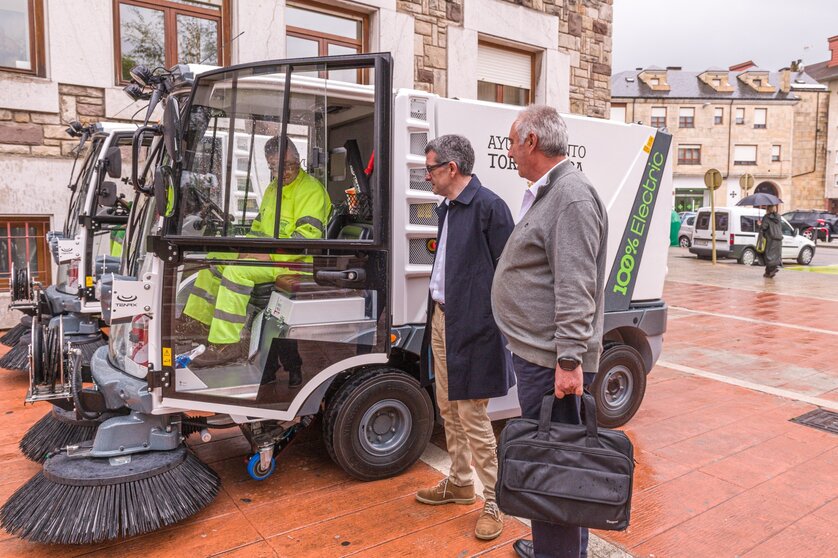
[314,268,366,288]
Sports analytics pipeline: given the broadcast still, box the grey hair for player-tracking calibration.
[514,105,568,157]
[425,134,474,176]
[264,136,300,164]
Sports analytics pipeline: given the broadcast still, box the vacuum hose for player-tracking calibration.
[70,348,100,420]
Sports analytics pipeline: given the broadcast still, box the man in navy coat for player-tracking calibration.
[415,134,515,541]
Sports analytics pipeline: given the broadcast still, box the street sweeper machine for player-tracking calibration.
[1,53,673,545]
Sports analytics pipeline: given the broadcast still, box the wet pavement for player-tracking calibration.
[0,247,835,557]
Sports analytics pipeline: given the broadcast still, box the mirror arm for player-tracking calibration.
[131,125,160,193]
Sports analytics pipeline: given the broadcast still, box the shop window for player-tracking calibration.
[0,0,44,76]
[677,145,701,165]
[714,107,723,125]
[754,108,767,129]
[650,107,666,128]
[0,217,50,289]
[286,2,366,83]
[734,145,757,165]
[678,107,694,128]
[114,0,228,83]
[476,42,534,106]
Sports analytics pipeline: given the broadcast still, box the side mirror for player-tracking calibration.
[329,147,347,181]
[104,146,122,179]
[163,96,181,164]
[131,125,159,192]
[98,181,118,207]
[794,228,799,237]
[153,165,176,218]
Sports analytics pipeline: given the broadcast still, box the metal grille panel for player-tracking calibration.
[410,98,427,120]
[409,203,438,227]
[409,168,432,192]
[791,409,838,435]
[408,239,435,265]
[410,133,428,156]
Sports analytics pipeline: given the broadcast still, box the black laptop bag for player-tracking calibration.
[496,392,634,531]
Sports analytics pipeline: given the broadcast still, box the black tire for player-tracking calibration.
[739,247,757,266]
[322,367,434,481]
[797,246,814,265]
[678,236,691,248]
[592,344,647,428]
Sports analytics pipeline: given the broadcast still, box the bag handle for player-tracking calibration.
[537,390,600,446]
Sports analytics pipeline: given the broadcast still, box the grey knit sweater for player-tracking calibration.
[491,161,608,372]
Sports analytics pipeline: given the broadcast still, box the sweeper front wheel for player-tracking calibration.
[322,367,434,482]
[0,445,220,544]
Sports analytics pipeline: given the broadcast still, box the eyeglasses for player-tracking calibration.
[425,161,450,174]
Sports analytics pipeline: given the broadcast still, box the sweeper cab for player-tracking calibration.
[2,53,673,545]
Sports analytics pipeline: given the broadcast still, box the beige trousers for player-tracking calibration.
[431,303,499,502]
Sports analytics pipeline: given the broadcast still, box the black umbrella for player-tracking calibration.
[737,192,783,206]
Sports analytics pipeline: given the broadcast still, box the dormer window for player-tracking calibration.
[712,79,721,87]
[753,79,762,87]
[650,78,659,85]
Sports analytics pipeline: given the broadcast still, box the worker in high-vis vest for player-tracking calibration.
[109,228,125,257]
[181,137,331,366]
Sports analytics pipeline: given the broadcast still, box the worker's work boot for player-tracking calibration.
[190,342,243,368]
[415,478,476,505]
[475,501,504,540]
[288,368,303,388]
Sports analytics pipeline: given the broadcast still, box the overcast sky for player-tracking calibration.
[612,0,837,74]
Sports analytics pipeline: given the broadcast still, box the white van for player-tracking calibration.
[689,206,815,265]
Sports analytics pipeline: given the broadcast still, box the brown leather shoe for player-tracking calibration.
[475,500,504,540]
[415,478,475,505]
[189,342,243,368]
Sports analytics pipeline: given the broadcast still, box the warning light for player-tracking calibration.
[426,239,437,253]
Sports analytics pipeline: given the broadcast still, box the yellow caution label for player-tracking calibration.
[162,347,172,367]
[643,136,654,154]
[85,276,93,287]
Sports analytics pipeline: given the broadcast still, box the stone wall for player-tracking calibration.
[399,0,612,116]
[791,90,829,209]
[0,81,108,160]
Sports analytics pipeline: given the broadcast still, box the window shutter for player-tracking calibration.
[734,145,757,162]
[651,107,666,117]
[610,105,626,122]
[477,44,532,90]
[679,107,694,117]
[754,109,767,125]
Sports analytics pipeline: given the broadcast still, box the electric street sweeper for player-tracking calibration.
[1,53,672,545]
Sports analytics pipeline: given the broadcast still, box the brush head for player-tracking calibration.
[0,335,30,371]
[0,446,220,544]
[0,317,31,346]
[19,406,105,463]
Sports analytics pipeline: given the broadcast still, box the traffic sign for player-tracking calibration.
[739,173,755,191]
[704,168,722,191]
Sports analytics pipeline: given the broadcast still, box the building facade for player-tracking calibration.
[0,0,613,325]
[610,65,828,213]
[807,35,838,213]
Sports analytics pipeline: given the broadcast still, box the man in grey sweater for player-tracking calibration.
[491,105,608,558]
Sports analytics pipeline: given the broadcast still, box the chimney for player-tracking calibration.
[829,35,838,68]
[780,68,790,93]
[729,60,756,72]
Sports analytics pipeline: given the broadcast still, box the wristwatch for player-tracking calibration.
[557,357,580,371]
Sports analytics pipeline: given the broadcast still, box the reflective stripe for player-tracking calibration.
[189,286,216,304]
[248,230,270,238]
[212,308,248,324]
[295,216,325,233]
[210,266,223,279]
[220,277,253,296]
[290,231,306,239]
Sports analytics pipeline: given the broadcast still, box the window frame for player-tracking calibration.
[0,0,45,77]
[771,144,781,162]
[650,106,666,129]
[754,107,767,129]
[476,40,535,106]
[0,216,51,290]
[714,107,723,125]
[678,107,695,128]
[112,0,231,85]
[285,0,368,82]
[735,107,745,125]
[733,144,758,166]
[677,144,701,165]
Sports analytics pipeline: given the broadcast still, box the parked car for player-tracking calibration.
[678,211,696,223]
[689,206,815,265]
[678,213,696,247]
[782,210,838,241]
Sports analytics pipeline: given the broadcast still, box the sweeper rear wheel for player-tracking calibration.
[0,445,220,544]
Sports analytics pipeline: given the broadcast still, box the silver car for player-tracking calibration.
[678,213,696,247]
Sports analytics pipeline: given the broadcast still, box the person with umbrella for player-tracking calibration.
[737,193,784,278]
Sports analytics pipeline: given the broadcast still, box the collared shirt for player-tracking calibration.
[429,199,450,304]
[517,158,571,222]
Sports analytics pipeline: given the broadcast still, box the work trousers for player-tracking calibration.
[183,264,281,344]
[431,303,499,502]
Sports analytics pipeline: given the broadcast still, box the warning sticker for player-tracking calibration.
[162,347,172,367]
